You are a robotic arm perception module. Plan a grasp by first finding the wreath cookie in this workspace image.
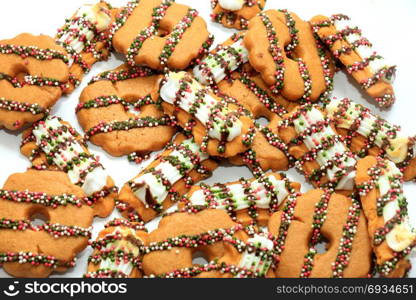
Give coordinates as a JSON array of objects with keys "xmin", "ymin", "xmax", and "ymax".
[
  {"xmin": 355, "ymin": 156, "xmax": 416, "ymax": 277},
  {"xmin": 117, "ymin": 134, "xmax": 218, "ymax": 223},
  {"xmin": 268, "ymin": 189, "xmax": 372, "ymax": 277},
  {"xmin": 311, "ymin": 14, "xmax": 396, "ymax": 108},
  {"xmin": 180, "ymin": 172, "xmax": 300, "ymax": 226},
  {"xmin": 20, "ymin": 116, "xmax": 117, "ymax": 218},
  {"xmin": 193, "ymin": 33, "xmax": 297, "ymax": 172},
  {"xmin": 110, "ymin": 0, "xmax": 212, "ymax": 71},
  {"xmin": 159, "ymin": 71, "xmax": 254, "ymax": 157},
  {"xmin": 55, "ymin": 1, "xmax": 117, "ymax": 91},
  {"xmin": 217, "ymin": 65, "xmax": 298, "ymax": 173},
  {"xmin": 274, "ymin": 104, "xmax": 357, "ymax": 190},
  {"xmin": 244, "ymin": 10, "xmax": 335, "ymax": 102},
  {"xmin": 210, "ymin": 0, "xmax": 266, "ymax": 30},
  {"xmin": 325, "ymin": 98, "xmax": 416, "ymax": 181},
  {"xmin": 85, "ymin": 219, "xmax": 147, "ymax": 278},
  {"xmin": 0, "ymin": 33, "xmax": 70, "ymax": 130},
  {"xmin": 77, "ymin": 64, "xmax": 176, "ymax": 157},
  {"xmin": 141, "ymin": 209, "xmax": 275, "ymax": 278},
  {"xmin": 0, "ymin": 169, "xmax": 94, "ymax": 278}
]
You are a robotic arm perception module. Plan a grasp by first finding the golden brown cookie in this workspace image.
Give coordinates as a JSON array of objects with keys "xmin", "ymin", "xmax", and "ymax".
[
  {"xmin": 355, "ymin": 156, "xmax": 416, "ymax": 277},
  {"xmin": 193, "ymin": 32, "xmax": 248, "ymax": 89},
  {"xmin": 20, "ymin": 115, "xmax": 116, "ymax": 218},
  {"xmin": 268, "ymin": 189, "xmax": 372, "ymax": 277},
  {"xmin": 325, "ymin": 98, "xmax": 416, "ymax": 182},
  {"xmin": 274, "ymin": 104, "xmax": 357, "ymax": 191},
  {"xmin": 159, "ymin": 71, "xmax": 254, "ymax": 157},
  {"xmin": 228, "ymin": 125, "xmax": 293, "ymax": 176},
  {"xmin": 85, "ymin": 218, "xmax": 147, "ymax": 278},
  {"xmin": 311, "ymin": 14, "xmax": 396, "ymax": 108},
  {"xmin": 117, "ymin": 134, "xmax": 218, "ymax": 223},
  {"xmin": 218, "ymin": 66, "xmax": 299, "ymax": 119},
  {"xmin": 211, "ymin": 0, "xmax": 266, "ymax": 30},
  {"xmin": 55, "ymin": 1, "xmax": 118, "ymax": 92},
  {"xmin": 0, "ymin": 33, "xmax": 70, "ymax": 130},
  {"xmin": 244, "ymin": 10, "xmax": 335, "ymax": 102},
  {"xmin": 110, "ymin": 0, "xmax": 212, "ymax": 71},
  {"xmin": 180, "ymin": 172, "xmax": 300, "ymax": 226},
  {"xmin": 0, "ymin": 169, "xmax": 94, "ymax": 278},
  {"xmin": 141, "ymin": 209, "xmax": 275, "ymax": 278},
  {"xmin": 77, "ymin": 64, "xmax": 176, "ymax": 157},
  {"xmin": 194, "ymin": 32, "xmax": 298, "ymax": 115}
]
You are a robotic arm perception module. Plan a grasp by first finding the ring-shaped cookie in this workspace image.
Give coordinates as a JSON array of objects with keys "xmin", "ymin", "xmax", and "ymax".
[
  {"xmin": 0, "ymin": 169, "xmax": 94, "ymax": 278},
  {"xmin": 268, "ymin": 189, "xmax": 372, "ymax": 277},
  {"xmin": 78, "ymin": 64, "xmax": 176, "ymax": 157}
]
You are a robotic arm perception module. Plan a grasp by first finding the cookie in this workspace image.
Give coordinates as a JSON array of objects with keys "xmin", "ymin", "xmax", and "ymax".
[
  {"xmin": 180, "ymin": 172, "xmax": 300, "ymax": 226},
  {"xmin": 211, "ymin": 0, "xmax": 266, "ymax": 30},
  {"xmin": 193, "ymin": 32, "xmax": 249, "ymax": 89},
  {"xmin": 216, "ymin": 65, "xmax": 299, "ymax": 173},
  {"xmin": 229, "ymin": 125, "xmax": 294, "ymax": 176},
  {"xmin": 0, "ymin": 33, "xmax": 70, "ymax": 130},
  {"xmin": 326, "ymin": 98, "xmax": 416, "ymax": 181},
  {"xmin": 274, "ymin": 104, "xmax": 357, "ymax": 190},
  {"xmin": 214, "ymin": 231, "xmax": 276, "ymax": 278},
  {"xmin": 109, "ymin": 0, "xmax": 213, "ymax": 71},
  {"xmin": 0, "ymin": 169, "xmax": 94, "ymax": 278},
  {"xmin": 311, "ymin": 14, "xmax": 396, "ymax": 108},
  {"xmin": 55, "ymin": 1, "xmax": 117, "ymax": 92},
  {"xmin": 77, "ymin": 64, "xmax": 176, "ymax": 157},
  {"xmin": 85, "ymin": 218, "xmax": 147, "ymax": 278},
  {"xmin": 20, "ymin": 115, "xmax": 117, "ymax": 218},
  {"xmin": 117, "ymin": 134, "xmax": 218, "ymax": 223},
  {"xmin": 218, "ymin": 66, "xmax": 299, "ymax": 119},
  {"xmin": 268, "ymin": 189, "xmax": 372, "ymax": 277},
  {"xmin": 355, "ymin": 156, "xmax": 416, "ymax": 277},
  {"xmin": 244, "ymin": 10, "xmax": 335, "ymax": 102},
  {"xmin": 159, "ymin": 71, "xmax": 254, "ymax": 157},
  {"xmin": 141, "ymin": 209, "xmax": 275, "ymax": 277}
]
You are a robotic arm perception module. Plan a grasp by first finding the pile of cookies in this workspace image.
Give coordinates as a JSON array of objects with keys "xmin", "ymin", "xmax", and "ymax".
[{"xmin": 0, "ymin": 0, "xmax": 414, "ymax": 278}]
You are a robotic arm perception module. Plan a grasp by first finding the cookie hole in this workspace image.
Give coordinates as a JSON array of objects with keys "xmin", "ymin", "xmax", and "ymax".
[
  {"xmin": 192, "ymin": 251, "xmax": 209, "ymax": 265},
  {"xmin": 315, "ymin": 238, "xmax": 329, "ymax": 254},
  {"xmin": 29, "ymin": 212, "xmax": 49, "ymax": 227}
]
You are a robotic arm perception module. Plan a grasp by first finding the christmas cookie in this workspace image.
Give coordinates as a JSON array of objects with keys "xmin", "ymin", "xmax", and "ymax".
[
  {"xmin": 211, "ymin": 0, "xmax": 266, "ymax": 30},
  {"xmin": 274, "ymin": 104, "xmax": 357, "ymax": 190},
  {"xmin": 325, "ymin": 98, "xmax": 416, "ymax": 181},
  {"xmin": 268, "ymin": 189, "xmax": 372, "ymax": 277},
  {"xmin": 229, "ymin": 124, "xmax": 294, "ymax": 176},
  {"xmin": 216, "ymin": 65, "xmax": 298, "ymax": 173},
  {"xmin": 20, "ymin": 116, "xmax": 117, "ymax": 218},
  {"xmin": 217, "ymin": 65, "xmax": 299, "ymax": 119},
  {"xmin": 55, "ymin": 1, "xmax": 117, "ymax": 92},
  {"xmin": 311, "ymin": 14, "xmax": 396, "ymax": 108},
  {"xmin": 0, "ymin": 33, "xmax": 70, "ymax": 130},
  {"xmin": 355, "ymin": 156, "xmax": 416, "ymax": 277},
  {"xmin": 117, "ymin": 134, "xmax": 218, "ymax": 223},
  {"xmin": 0, "ymin": 169, "xmax": 94, "ymax": 278},
  {"xmin": 141, "ymin": 209, "xmax": 275, "ymax": 278},
  {"xmin": 109, "ymin": 0, "xmax": 212, "ymax": 71},
  {"xmin": 193, "ymin": 32, "xmax": 249, "ymax": 89},
  {"xmin": 85, "ymin": 218, "xmax": 147, "ymax": 278},
  {"xmin": 244, "ymin": 10, "xmax": 335, "ymax": 102},
  {"xmin": 159, "ymin": 71, "xmax": 254, "ymax": 157},
  {"xmin": 77, "ymin": 64, "xmax": 176, "ymax": 157},
  {"xmin": 180, "ymin": 172, "xmax": 300, "ymax": 226}
]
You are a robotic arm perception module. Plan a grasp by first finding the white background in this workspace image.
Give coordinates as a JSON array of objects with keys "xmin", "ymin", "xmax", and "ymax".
[{"xmin": 0, "ymin": 0, "xmax": 415, "ymax": 278}]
